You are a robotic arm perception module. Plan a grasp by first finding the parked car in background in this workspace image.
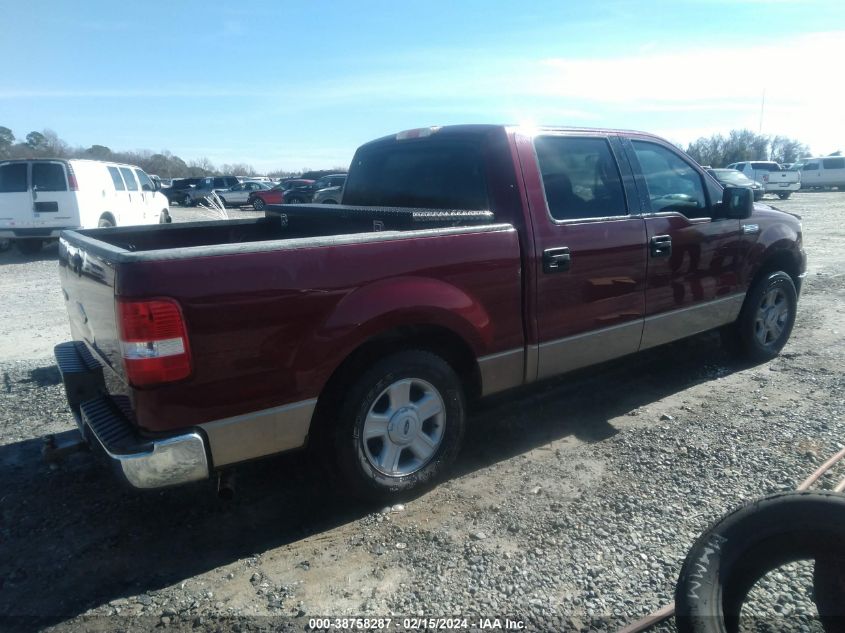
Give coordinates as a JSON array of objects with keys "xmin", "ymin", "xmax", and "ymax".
[
  {"xmin": 215, "ymin": 181, "xmax": 272, "ymax": 207},
  {"xmin": 283, "ymin": 174, "xmax": 347, "ymax": 203},
  {"xmin": 706, "ymin": 168, "xmax": 765, "ymax": 201},
  {"xmin": 312, "ymin": 175, "xmax": 347, "ymax": 204},
  {"xmin": 183, "ymin": 176, "xmax": 240, "ymax": 206},
  {"xmin": 726, "ymin": 161, "xmax": 801, "ymax": 199},
  {"xmin": 247, "ymin": 179, "xmax": 316, "ymax": 210},
  {"xmin": 54, "ymin": 124, "xmax": 804, "ymax": 500},
  {"xmin": 793, "ymin": 156, "xmax": 845, "ymax": 190},
  {"xmin": 0, "ymin": 158, "xmax": 169, "ymax": 254},
  {"xmin": 166, "ymin": 177, "xmax": 201, "ymax": 205}
]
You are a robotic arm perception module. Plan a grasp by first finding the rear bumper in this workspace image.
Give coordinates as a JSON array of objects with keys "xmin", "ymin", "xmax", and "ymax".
[
  {"xmin": 54, "ymin": 341, "xmax": 210, "ymax": 489},
  {"xmin": 0, "ymin": 228, "xmax": 72, "ymax": 239},
  {"xmin": 764, "ymin": 182, "xmax": 801, "ymax": 192}
]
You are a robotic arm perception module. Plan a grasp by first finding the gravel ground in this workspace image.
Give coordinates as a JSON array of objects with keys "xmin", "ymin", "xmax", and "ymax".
[{"xmin": 0, "ymin": 194, "xmax": 843, "ymax": 632}]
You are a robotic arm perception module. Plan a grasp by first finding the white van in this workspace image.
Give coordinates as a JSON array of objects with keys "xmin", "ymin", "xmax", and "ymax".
[
  {"xmin": 794, "ymin": 156, "xmax": 845, "ymax": 190},
  {"xmin": 0, "ymin": 158, "xmax": 171, "ymax": 254}
]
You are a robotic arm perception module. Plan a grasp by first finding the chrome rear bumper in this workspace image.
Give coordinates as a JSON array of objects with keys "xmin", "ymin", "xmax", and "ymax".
[{"xmin": 54, "ymin": 341, "xmax": 210, "ymax": 489}]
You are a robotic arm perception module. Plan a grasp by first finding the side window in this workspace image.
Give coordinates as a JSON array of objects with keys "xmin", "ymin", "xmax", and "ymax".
[
  {"xmin": 822, "ymin": 157, "xmax": 845, "ymax": 170},
  {"xmin": 135, "ymin": 169, "xmax": 154, "ymax": 192},
  {"xmin": 632, "ymin": 141, "xmax": 708, "ymax": 218},
  {"xmin": 119, "ymin": 167, "xmax": 138, "ymax": 191},
  {"xmin": 0, "ymin": 163, "xmax": 28, "ymax": 192},
  {"xmin": 213, "ymin": 177, "xmax": 226, "ymax": 188},
  {"xmin": 108, "ymin": 166, "xmax": 126, "ymax": 190},
  {"xmin": 534, "ymin": 136, "xmax": 627, "ymax": 221},
  {"xmin": 32, "ymin": 163, "xmax": 68, "ymax": 191},
  {"xmin": 804, "ymin": 161, "xmax": 820, "ymax": 171}
]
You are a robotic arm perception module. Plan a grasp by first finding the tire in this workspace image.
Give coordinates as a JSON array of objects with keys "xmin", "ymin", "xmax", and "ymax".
[
  {"xmin": 814, "ymin": 556, "xmax": 845, "ymax": 631},
  {"xmin": 287, "ymin": 197, "xmax": 304, "ymax": 204},
  {"xmin": 98, "ymin": 217, "xmax": 115, "ymax": 228},
  {"xmin": 721, "ymin": 271, "xmax": 797, "ymax": 362},
  {"xmin": 323, "ymin": 199, "xmax": 338, "ymax": 204},
  {"xmin": 182, "ymin": 194, "xmax": 193, "ymax": 207},
  {"xmin": 675, "ymin": 492, "xmax": 845, "ymax": 633},
  {"xmin": 16, "ymin": 239, "xmax": 43, "ymax": 255},
  {"xmin": 778, "ymin": 192, "xmax": 792, "ymax": 200},
  {"xmin": 332, "ymin": 350, "xmax": 466, "ymax": 502},
  {"xmin": 253, "ymin": 197, "xmax": 266, "ymax": 211},
  {"xmin": 159, "ymin": 210, "xmax": 171, "ymax": 224}
]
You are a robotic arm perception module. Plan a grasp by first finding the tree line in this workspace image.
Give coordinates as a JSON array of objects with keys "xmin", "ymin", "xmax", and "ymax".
[
  {"xmin": 682, "ymin": 130, "xmax": 817, "ymax": 167},
  {"xmin": 2, "ymin": 125, "xmax": 828, "ymax": 178},
  {"xmin": 0, "ymin": 126, "xmax": 345, "ymax": 179}
]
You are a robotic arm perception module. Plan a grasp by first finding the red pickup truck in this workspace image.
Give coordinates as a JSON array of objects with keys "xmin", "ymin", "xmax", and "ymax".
[{"xmin": 54, "ymin": 125, "xmax": 806, "ymax": 501}]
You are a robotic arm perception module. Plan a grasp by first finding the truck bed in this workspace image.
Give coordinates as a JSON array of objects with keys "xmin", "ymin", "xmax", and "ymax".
[{"xmin": 62, "ymin": 204, "xmax": 495, "ymax": 261}]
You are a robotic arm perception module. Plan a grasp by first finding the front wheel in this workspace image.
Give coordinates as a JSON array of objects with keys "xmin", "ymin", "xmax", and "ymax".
[
  {"xmin": 722, "ymin": 271, "xmax": 797, "ymax": 362},
  {"xmin": 778, "ymin": 192, "xmax": 792, "ymax": 200},
  {"xmin": 333, "ymin": 350, "xmax": 466, "ymax": 502},
  {"xmin": 252, "ymin": 197, "xmax": 265, "ymax": 211}
]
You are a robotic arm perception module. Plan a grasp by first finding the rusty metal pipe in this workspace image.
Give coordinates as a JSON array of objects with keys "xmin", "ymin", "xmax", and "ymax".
[{"xmin": 797, "ymin": 446, "xmax": 845, "ymax": 491}]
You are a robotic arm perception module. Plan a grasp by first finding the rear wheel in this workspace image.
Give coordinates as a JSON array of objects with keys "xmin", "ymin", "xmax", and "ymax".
[
  {"xmin": 159, "ymin": 210, "xmax": 171, "ymax": 224},
  {"xmin": 721, "ymin": 271, "xmax": 797, "ymax": 362},
  {"xmin": 253, "ymin": 197, "xmax": 266, "ymax": 211},
  {"xmin": 332, "ymin": 350, "xmax": 466, "ymax": 502},
  {"xmin": 98, "ymin": 216, "xmax": 115, "ymax": 228},
  {"xmin": 287, "ymin": 196, "xmax": 304, "ymax": 204},
  {"xmin": 16, "ymin": 239, "xmax": 43, "ymax": 255},
  {"xmin": 778, "ymin": 192, "xmax": 792, "ymax": 200},
  {"xmin": 181, "ymin": 194, "xmax": 192, "ymax": 207}
]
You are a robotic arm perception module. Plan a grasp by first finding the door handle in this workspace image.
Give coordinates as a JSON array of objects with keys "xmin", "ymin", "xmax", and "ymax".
[
  {"xmin": 650, "ymin": 235, "xmax": 672, "ymax": 258},
  {"xmin": 543, "ymin": 247, "xmax": 571, "ymax": 273}
]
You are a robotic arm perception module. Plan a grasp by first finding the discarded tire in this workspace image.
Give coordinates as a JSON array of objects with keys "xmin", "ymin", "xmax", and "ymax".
[{"xmin": 675, "ymin": 491, "xmax": 845, "ymax": 633}]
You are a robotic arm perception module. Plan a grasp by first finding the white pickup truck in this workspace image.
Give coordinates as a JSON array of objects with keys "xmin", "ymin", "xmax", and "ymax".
[{"xmin": 726, "ymin": 161, "xmax": 801, "ymax": 199}]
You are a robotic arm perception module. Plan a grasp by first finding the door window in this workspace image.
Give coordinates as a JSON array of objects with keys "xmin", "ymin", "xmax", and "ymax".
[
  {"xmin": 632, "ymin": 141, "xmax": 708, "ymax": 217},
  {"xmin": 0, "ymin": 163, "xmax": 28, "ymax": 192},
  {"xmin": 804, "ymin": 161, "xmax": 820, "ymax": 171},
  {"xmin": 32, "ymin": 163, "xmax": 67, "ymax": 191},
  {"xmin": 108, "ymin": 166, "xmax": 126, "ymax": 190},
  {"xmin": 134, "ymin": 169, "xmax": 155, "ymax": 192},
  {"xmin": 119, "ymin": 167, "xmax": 138, "ymax": 191},
  {"xmin": 534, "ymin": 136, "xmax": 627, "ymax": 221}
]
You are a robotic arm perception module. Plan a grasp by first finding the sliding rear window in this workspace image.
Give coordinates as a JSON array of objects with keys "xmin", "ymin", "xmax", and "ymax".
[{"xmin": 343, "ymin": 139, "xmax": 488, "ymax": 210}]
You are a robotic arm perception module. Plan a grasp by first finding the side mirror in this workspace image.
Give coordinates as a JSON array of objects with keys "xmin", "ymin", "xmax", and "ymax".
[{"xmin": 719, "ymin": 186, "xmax": 753, "ymax": 219}]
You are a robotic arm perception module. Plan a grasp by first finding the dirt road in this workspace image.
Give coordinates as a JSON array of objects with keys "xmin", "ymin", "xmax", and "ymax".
[{"xmin": 0, "ymin": 194, "xmax": 842, "ymax": 632}]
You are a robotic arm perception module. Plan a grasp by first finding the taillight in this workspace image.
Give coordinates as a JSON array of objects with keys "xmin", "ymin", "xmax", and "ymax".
[
  {"xmin": 66, "ymin": 162, "xmax": 79, "ymax": 191},
  {"xmin": 118, "ymin": 298, "xmax": 191, "ymax": 387}
]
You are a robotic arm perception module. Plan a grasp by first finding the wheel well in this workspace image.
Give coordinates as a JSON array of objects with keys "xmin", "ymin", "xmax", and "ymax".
[
  {"xmin": 756, "ymin": 249, "xmax": 800, "ymax": 287},
  {"xmin": 311, "ymin": 325, "xmax": 481, "ymax": 439}
]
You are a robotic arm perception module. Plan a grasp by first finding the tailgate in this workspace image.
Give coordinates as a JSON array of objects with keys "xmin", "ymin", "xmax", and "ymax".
[
  {"xmin": 58, "ymin": 236, "xmax": 125, "ymax": 381},
  {"xmin": 768, "ymin": 170, "xmax": 800, "ymax": 183}
]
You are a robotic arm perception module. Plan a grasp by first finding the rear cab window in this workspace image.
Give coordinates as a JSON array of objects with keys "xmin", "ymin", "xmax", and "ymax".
[
  {"xmin": 534, "ymin": 136, "xmax": 627, "ymax": 221},
  {"xmin": 344, "ymin": 138, "xmax": 488, "ymax": 210},
  {"xmin": 32, "ymin": 162, "xmax": 67, "ymax": 191},
  {"xmin": 751, "ymin": 162, "xmax": 780, "ymax": 171},
  {"xmin": 0, "ymin": 163, "xmax": 28, "ymax": 192}
]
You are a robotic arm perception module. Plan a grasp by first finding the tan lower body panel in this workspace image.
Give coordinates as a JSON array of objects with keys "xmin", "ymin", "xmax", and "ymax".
[
  {"xmin": 640, "ymin": 294, "xmax": 745, "ymax": 350},
  {"xmin": 477, "ymin": 348, "xmax": 525, "ymax": 396},
  {"xmin": 537, "ymin": 320, "xmax": 643, "ymax": 381},
  {"xmin": 200, "ymin": 398, "xmax": 317, "ymax": 468}
]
